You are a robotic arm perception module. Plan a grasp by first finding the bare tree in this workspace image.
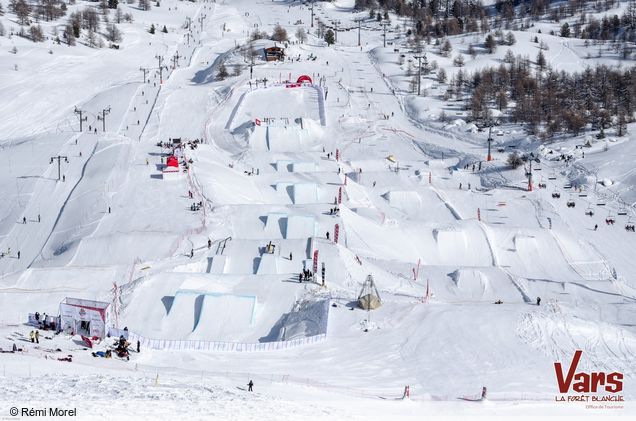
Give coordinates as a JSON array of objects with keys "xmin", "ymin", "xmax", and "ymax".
[
  {"xmin": 272, "ymin": 24, "xmax": 288, "ymax": 42},
  {"xmin": 105, "ymin": 23, "xmax": 122, "ymax": 42},
  {"xmin": 295, "ymin": 27, "xmax": 307, "ymax": 43}
]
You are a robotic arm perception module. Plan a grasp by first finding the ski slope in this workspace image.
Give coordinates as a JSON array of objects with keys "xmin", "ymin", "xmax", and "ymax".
[{"xmin": 0, "ymin": 0, "xmax": 635, "ymax": 418}]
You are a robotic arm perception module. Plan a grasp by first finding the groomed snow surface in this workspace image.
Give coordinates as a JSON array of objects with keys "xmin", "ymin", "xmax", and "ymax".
[{"xmin": 1, "ymin": 0, "xmax": 635, "ymax": 419}]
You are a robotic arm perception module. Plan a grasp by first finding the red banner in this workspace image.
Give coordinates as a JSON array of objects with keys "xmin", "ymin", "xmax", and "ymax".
[
  {"xmin": 313, "ymin": 250, "xmax": 319, "ymax": 274},
  {"xmin": 334, "ymin": 224, "xmax": 340, "ymax": 244}
]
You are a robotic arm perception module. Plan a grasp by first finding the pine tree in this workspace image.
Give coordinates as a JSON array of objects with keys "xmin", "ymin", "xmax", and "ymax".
[
  {"xmin": 64, "ymin": 24, "xmax": 76, "ymax": 46},
  {"xmin": 162, "ymin": 25, "xmax": 168, "ymax": 33},
  {"xmin": 138, "ymin": 0, "xmax": 151, "ymax": 11},
  {"xmin": 149, "ymin": 23, "xmax": 155, "ymax": 34},
  {"xmin": 484, "ymin": 34, "xmax": 496, "ymax": 53},
  {"xmin": 536, "ymin": 50, "xmax": 546, "ymax": 70},
  {"xmin": 324, "ymin": 29, "xmax": 335, "ymax": 45},
  {"xmin": 217, "ymin": 62, "xmax": 228, "ymax": 80}
]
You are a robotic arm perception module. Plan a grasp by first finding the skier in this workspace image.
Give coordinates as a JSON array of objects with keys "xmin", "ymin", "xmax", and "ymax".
[
  {"xmin": 94, "ymin": 128, "xmax": 97, "ymax": 134},
  {"xmin": 468, "ymin": 183, "xmax": 471, "ymax": 190},
  {"xmin": 190, "ymin": 249, "xmax": 194, "ymax": 258},
  {"xmin": 248, "ymin": 380, "xmax": 254, "ymax": 392},
  {"xmin": 137, "ymin": 340, "xmax": 140, "ymax": 353},
  {"xmin": 38, "ymin": 214, "xmax": 40, "ymax": 223},
  {"xmin": 594, "ymin": 224, "xmax": 598, "ymax": 231},
  {"xmin": 17, "ymin": 251, "xmax": 20, "ymax": 259},
  {"xmin": 299, "ymin": 273, "xmax": 303, "ymax": 283},
  {"xmin": 108, "ymin": 207, "xmax": 111, "ymax": 214},
  {"xmin": 29, "ymin": 331, "xmax": 35, "ymax": 343},
  {"xmin": 326, "ymin": 231, "xmax": 330, "ymax": 240},
  {"xmin": 373, "ymin": 181, "xmax": 376, "ymax": 187},
  {"xmin": 459, "ymin": 183, "xmax": 462, "ymax": 189},
  {"xmin": 23, "ymin": 216, "xmax": 26, "ymax": 224},
  {"xmin": 289, "ymin": 252, "xmax": 292, "ymax": 261},
  {"xmin": 208, "ymin": 239, "xmax": 212, "ymax": 249},
  {"xmin": 62, "ymin": 175, "xmax": 65, "ymax": 182},
  {"xmin": 536, "ymin": 297, "xmax": 541, "ymax": 306},
  {"xmin": 35, "ymin": 330, "xmax": 39, "ymax": 344}
]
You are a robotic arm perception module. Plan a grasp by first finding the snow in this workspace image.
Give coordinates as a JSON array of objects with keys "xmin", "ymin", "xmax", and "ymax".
[{"xmin": 1, "ymin": 0, "xmax": 635, "ymax": 418}]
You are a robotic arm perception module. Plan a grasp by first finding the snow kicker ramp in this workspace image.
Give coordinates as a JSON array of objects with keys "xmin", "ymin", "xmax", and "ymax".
[
  {"xmin": 341, "ymin": 207, "xmax": 492, "ymax": 265},
  {"xmin": 290, "ymin": 183, "xmax": 319, "ymax": 204},
  {"xmin": 160, "ymin": 291, "xmax": 256, "ymax": 341},
  {"xmin": 190, "ymin": 293, "xmax": 256, "ymax": 340}
]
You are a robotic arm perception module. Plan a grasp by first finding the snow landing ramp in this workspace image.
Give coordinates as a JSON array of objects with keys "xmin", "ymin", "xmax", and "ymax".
[
  {"xmin": 291, "ymin": 183, "xmax": 318, "ymax": 204},
  {"xmin": 160, "ymin": 291, "xmax": 256, "ymax": 341},
  {"xmin": 249, "ymin": 125, "xmax": 311, "ymax": 152}
]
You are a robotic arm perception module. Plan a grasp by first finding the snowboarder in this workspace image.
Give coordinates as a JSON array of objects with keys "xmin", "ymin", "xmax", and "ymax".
[
  {"xmin": 137, "ymin": 340, "xmax": 140, "ymax": 353},
  {"xmin": 536, "ymin": 297, "xmax": 541, "ymax": 306},
  {"xmin": 17, "ymin": 251, "xmax": 20, "ymax": 259},
  {"xmin": 468, "ymin": 183, "xmax": 471, "ymax": 190},
  {"xmin": 208, "ymin": 239, "xmax": 212, "ymax": 249},
  {"xmin": 289, "ymin": 252, "xmax": 292, "ymax": 261},
  {"xmin": 190, "ymin": 249, "xmax": 194, "ymax": 258},
  {"xmin": 594, "ymin": 224, "xmax": 598, "ymax": 231},
  {"xmin": 62, "ymin": 175, "xmax": 65, "ymax": 182},
  {"xmin": 248, "ymin": 380, "xmax": 253, "ymax": 392},
  {"xmin": 459, "ymin": 183, "xmax": 462, "ymax": 189},
  {"xmin": 35, "ymin": 330, "xmax": 39, "ymax": 344},
  {"xmin": 326, "ymin": 231, "xmax": 330, "ymax": 240},
  {"xmin": 29, "ymin": 331, "xmax": 35, "ymax": 343},
  {"xmin": 38, "ymin": 214, "xmax": 40, "ymax": 223},
  {"xmin": 373, "ymin": 181, "xmax": 376, "ymax": 187},
  {"xmin": 94, "ymin": 128, "xmax": 97, "ymax": 134},
  {"xmin": 22, "ymin": 216, "xmax": 26, "ymax": 224},
  {"xmin": 299, "ymin": 273, "xmax": 303, "ymax": 283},
  {"xmin": 108, "ymin": 207, "xmax": 111, "ymax": 214}
]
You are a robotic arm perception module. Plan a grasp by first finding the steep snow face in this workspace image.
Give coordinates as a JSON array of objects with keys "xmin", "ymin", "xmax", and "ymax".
[{"xmin": 1, "ymin": 0, "xmax": 636, "ymax": 417}]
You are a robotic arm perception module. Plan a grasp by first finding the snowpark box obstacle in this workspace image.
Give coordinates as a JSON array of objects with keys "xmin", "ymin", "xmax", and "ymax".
[{"xmin": 59, "ymin": 297, "xmax": 113, "ymax": 339}]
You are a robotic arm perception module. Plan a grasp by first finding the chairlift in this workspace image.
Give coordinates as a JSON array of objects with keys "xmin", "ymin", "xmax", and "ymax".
[
  {"xmin": 617, "ymin": 204, "xmax": 628, "ymax": 216},
  {"xmin": 563, "ymin": 184, "xmax": 572, "ymax": 190},
  {"xmin": 548, "ymin": 171, "xmax": 557, "ymax": 181},
  {"xmin": 625, "ymin": 216, "xmax": 635, "ymax": 232},
  {"xmin": 596, "ymin": 201, "xmax": 606, "ymax": 206},
  {"xmin": 584, "ymin": 205, "xmax": 594, "ymax": 217},
  {"xmin": 566, "ymin": 195, "xmax": 576, "ymax": 208},
  {"xmin": 538, "ymin": 177, "xmax": 547, "ymax": 189},
  {"xmin": 605, "ymin": 211, "xmax": 616, "ymax": 225},
  {"xmin": 551, "ymin": 189, "xmax": 561, "ymax": 199}
]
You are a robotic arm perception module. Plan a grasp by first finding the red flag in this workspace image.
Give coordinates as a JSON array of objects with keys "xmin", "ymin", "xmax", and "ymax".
[{"xmin": 255, "ymin": 118, "xmax": 261, "ymax": 126}]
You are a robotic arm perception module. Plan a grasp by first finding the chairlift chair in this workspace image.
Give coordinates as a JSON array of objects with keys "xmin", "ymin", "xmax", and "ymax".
[
  {"xmin": 625, "ymin": 216, "xmax": 635, "ymax": 232},
  {"xmin": 566, "ymin": 195, "xmax": 576, "ymax": 208},
  {"xmin": 552, "ymin": 189, "xmax": 561, "ymax": 199},
  {"xmin": 548, "ymin": 171, "xmax": 557, "ymax": 180},
  {"xmin": 584, "ymin": 205, "xmax": 594, "ymax": 217},
  {"xmin": 606, "ymin": 211, "xmax": 616, "ymax": 225},
  {"xmin": 617, "ymin": 204, "xmax": 628, "ymax": 216},
  {"xmin": 538, "ymin": 177, "xmax": 547, "ymax": 189}
]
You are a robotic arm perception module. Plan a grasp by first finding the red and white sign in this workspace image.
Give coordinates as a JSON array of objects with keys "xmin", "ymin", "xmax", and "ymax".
[
  {"xmin": 313, "ymin": 250, "xmax": 319, "ymax": 274},
  {"xmin": 334, "ymin": 224, "xmax": 340, "ymax": 244}
]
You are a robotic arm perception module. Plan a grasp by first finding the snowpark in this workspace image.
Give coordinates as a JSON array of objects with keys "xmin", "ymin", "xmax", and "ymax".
[{"xmin": 1, "ymin": 0, "xmax": 636, "ymax": 419}]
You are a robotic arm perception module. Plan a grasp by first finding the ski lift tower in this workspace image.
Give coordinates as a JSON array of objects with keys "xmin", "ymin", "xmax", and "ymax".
[
  {"xmin": 527, "ymin": 159, "xmax": 533, "ymax": 191},
  {"xmin": 487, "ymin": 125, "xmax": 493, "ymax": 161}
]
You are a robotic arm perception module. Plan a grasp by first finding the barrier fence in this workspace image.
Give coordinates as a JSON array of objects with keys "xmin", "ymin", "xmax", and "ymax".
[{"xmin": 109, "ymin": 328, "xmax": 327, "ymax": 352}]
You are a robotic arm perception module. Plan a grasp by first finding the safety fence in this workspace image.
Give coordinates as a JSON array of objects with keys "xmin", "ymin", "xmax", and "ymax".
[{"xmin": 108, "ymin": 328, "xmax": 326, "ymax": 352}]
